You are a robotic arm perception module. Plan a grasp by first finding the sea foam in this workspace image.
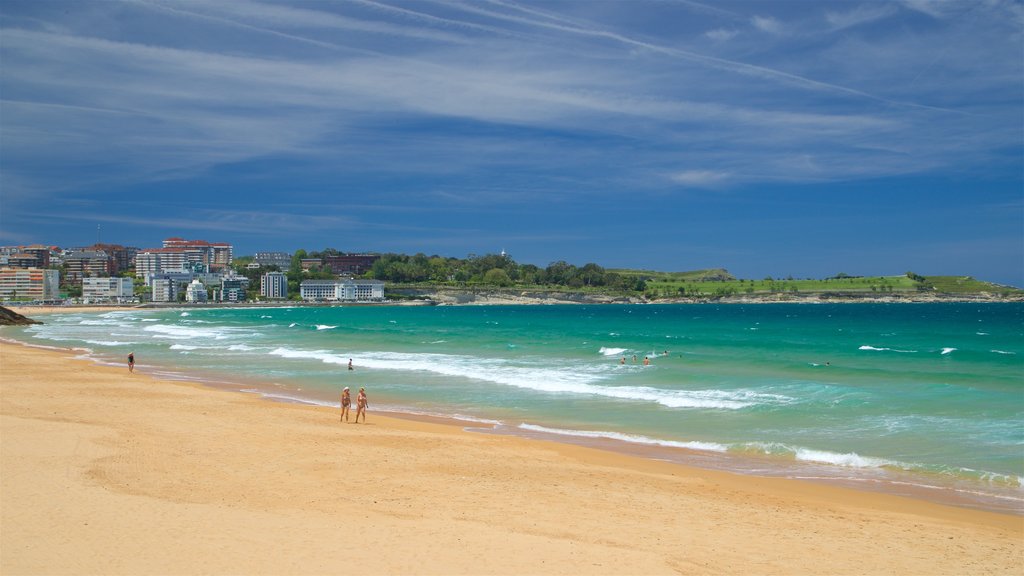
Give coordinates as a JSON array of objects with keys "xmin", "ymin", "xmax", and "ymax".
[{"xmin": 518, "ymin": 423, "xmax": 728, "ymax": 452}]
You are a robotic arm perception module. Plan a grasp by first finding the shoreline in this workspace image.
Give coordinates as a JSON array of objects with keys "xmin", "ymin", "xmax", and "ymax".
[
  {"xmin": 5, "ymin": 286, "xmax": 1023, "ymax": 314},
  {"xmin": 5, "ymin": 305, "xmax": 1023, "ymax": 517},
  {"xmin": 2, "ymin": 341, "xmax": 1022, "ymax": 575}
]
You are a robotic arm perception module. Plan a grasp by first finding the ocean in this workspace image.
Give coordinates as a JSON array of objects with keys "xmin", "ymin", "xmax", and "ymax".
[{"xmin": 5, "ymin": 302, "xmax": 1022, "ymax": 514}]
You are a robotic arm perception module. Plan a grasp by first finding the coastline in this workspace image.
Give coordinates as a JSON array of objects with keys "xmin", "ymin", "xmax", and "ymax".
[
  {"xmin": 5, "ymin": 284, "xmax": 1022, "ymax": 315},
  {"xmin": 2, "ymin": 340, "xmax": 1022, "ymax": 574}
]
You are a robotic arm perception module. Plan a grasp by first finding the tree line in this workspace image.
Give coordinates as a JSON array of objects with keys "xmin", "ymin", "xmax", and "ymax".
[{"xmin": 368, "ymin": 252, "xmax": 646, "ymax": 292}]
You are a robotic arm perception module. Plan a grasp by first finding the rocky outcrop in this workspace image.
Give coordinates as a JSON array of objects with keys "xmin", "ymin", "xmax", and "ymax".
[{"xmin": 0, "ymin": 306, "xmax": 42, "ymax": 325}]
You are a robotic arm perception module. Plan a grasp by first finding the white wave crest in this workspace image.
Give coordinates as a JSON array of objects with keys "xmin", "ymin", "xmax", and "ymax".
[
  {"xmin": 940, "ymin": 347, "xmax": 957, "ymax": 355},
  {"xmin": 266, "ymin": 347, "xmax": 788, "ymax": 410},
  {"xmin": 599, "ymin": 347, "xmax": 628, "ymax": 357},
  {"xmin": 991, "ymin": 349, "xmax": 1016, "ymax": 355},
  {"xmin": 314, "ymin": 324, "xmax": 337, "ymax": 331},
  {"xmin": 859, "ymin": 345, "xmax": 917, "ymax": 353},
  {"xmin": 794, "ymin": 448, "xmax": 895, "ymax": 468},
  {"xmin": 143, "ymin": 324, "xmax": 240, "ymax": 341},
  {"xmin": 519, "ymin": 423, "xmax": 728, "ymax": 452}
]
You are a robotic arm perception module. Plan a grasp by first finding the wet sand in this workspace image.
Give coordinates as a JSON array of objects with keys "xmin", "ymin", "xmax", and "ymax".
[{"xmin": 1, "ymin": 341, "xmax": 1021, "ymax": 575}]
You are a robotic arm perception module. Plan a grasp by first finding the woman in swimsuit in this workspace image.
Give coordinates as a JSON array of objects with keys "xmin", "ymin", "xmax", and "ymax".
[
  {"xmin": 355, "ymin": 388, "xmax": 368, "ymax": 423},
  {"xmin": 340, "ymin": 387, "xmax": 351, "ymax": 422}
]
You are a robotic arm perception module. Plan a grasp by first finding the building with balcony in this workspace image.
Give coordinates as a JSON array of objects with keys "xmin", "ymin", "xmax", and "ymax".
[
  {"xmin": 253, "ymin": 252, "xmax": 292, "ymax": 271},
  {"xmin": 261, "ymin": 271, "xmax": 288, "ymax": 299},
  {"xmin": 162, "ymin": 237, "xmax": 233, "ymax": 271},
  {"xmin": 82, "ymin": 276, "xmax": 134, "ymax": 303},
  {"xmin": 85, "ymin": 244, "xmax": 137, "ymax": 274},
  {"xmin": 185, "ymin": 279, "xmax": 208, "ymax": 303},
  {"xmin": 217, "ymin": 279, "xmax": 246, "ymax": 302},
  {"xmin": 64, "ymin": 250, "xmax": 115, "ymax": 283},
  {"xmin": 136, "ymin": 248, "xmax": 187, "ymax": 278},
  {"xmin": 0, "ymin": 267, "xmax": 60, "ymax": 301}
]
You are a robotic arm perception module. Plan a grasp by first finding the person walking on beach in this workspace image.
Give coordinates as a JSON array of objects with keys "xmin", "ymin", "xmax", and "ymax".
[
  {"xmin": 340, "ymin": 387, "xmax": 351, "ymax": 422},
  {"xmin": 128, "ymin": 352, "xmax": 135, "ymax": 373},
  {"xmin": 348, "ymin": 358, "xmax": 354, "ymax": 371},
  {"xmin": 355, "ymin": 387, "xmax": 368, "ymax": 423}
]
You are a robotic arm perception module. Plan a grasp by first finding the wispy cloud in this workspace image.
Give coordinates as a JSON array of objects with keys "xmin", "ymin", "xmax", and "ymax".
[
  {"xmin": 825, "ymin": 4, "xmax": 898, "ymax": 30},
  {"xmin": 751, "ymin": 15, "xmax": 784, "ymax": 34},
  {"xmin": 670, "ymin": 170, "xmax": 732, "ymax": 187},
  {"xmin": 705, "ymin": 28, "xmax": 738, "ymax": 42}
]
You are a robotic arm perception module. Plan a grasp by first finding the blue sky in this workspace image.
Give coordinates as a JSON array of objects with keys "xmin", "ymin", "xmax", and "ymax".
[{"xmin": 1, "ymin": 0, "xmax": 1022, "ymax": 286}]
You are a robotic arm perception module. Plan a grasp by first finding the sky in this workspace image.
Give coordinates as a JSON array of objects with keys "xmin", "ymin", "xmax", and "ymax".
[{"xmin": 1, "ymin": 0, "xmax": 1022, "ymax": 286}]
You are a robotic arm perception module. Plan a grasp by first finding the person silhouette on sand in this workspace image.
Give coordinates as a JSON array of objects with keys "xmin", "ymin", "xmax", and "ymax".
[{"xmin": 128, "ymin": 352, "xmax": 135, "ymax": 373}]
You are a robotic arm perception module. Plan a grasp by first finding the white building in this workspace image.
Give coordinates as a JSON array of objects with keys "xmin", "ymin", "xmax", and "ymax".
[
  {"xmin": 261, "ymin": 271, "xmax": 288, "ymax": 299},
  {"xmin": 300, "ymin": 279, "xmax": 384, "ymax": 302},
  {"xmin": 82, "ymin": 276, "xmax": 134, "ymax": 303},
  {"xmin": 185, "ymin": 279, "xmax": 208, "ymax": 302},
  {"xmin": 151, "ymin": 278, "xmax": 177, "ymax": 302},
  {"xmin": 0, "ymin": 267, "xmax": 60, "ymax": 301}
]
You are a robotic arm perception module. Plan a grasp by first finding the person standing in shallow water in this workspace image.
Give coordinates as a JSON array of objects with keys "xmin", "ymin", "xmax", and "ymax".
[
  {"xmin": 340, "ymin": 387, "xmax": 351, "ymax": 422},
  {"xmin": 355, "ymin": 387, "xmax": 368, "ymax": 423},
  {"xmin": 128, "ymin": 352, "xmax": 135, "ymax": 373}
]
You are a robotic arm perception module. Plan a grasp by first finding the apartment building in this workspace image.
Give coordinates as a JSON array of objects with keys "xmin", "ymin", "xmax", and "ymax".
[
  {"xmin": 185, "ymin": 279, "xmax": 208, "ymax": 303},
  {"xmin": 63, "ymin": 250, "xmax": 115, "ymax": 282},
  {"xmin": 85, "ymin": 244, "xmax": 138, "ymax": 274},
  {"xmin": 261, "ymin": 271, "xmax": 288, "ymax": 299},
  {"xmin": 162, "ymin": 237, "xmax": 233, "ymax": 271},
  {"xmin": 82, "ymin": 276, "xmax": 134, "ymax": 303},
  {"xmin": 137, "ymin": 238, "xmax": 233, "ymax": 278},
  {"xmin": 0, "ymin": 267, "xmax": 60, "ymax": 301},
  {"xmin": 253, "ymin": 252, "xmax": 292, "ymax": 271}
]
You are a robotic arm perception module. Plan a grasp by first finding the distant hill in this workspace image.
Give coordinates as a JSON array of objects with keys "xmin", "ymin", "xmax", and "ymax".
[
  {"xmin": 609, "ymin": 268, "xmax": 736, "ymax": 282},
  {"xmin": 607, "ymin": 270, "xmax": 1022, "ymax": 300}
]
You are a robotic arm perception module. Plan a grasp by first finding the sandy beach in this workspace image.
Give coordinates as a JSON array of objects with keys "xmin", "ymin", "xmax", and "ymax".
[{"xmin": 1, "ymin": 340, "xmax": 1021, "ymax": 575}]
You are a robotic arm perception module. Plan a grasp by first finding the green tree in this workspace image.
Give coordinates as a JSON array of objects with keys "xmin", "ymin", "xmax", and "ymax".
[{"xmin": 483, "ymin": 268, "xmax": 512, "ymax": 286}]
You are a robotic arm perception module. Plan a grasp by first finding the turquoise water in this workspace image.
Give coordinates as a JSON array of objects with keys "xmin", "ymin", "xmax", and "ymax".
[{"xmin": 6, "ymin": 303, "xmax": 1023, "ymax": 513}]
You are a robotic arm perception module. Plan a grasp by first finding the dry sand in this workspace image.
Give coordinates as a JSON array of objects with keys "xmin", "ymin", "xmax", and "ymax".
[{"xmin": 1, "ymin": 341, "xmax": 1021, "ymax": 575}]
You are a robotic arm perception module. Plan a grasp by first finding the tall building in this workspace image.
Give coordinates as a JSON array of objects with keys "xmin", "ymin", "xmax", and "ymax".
[
  {"xmin": 135, "ymin": 247, "xmax": 187, "ymax": 278},
  {"xmin": 85, "ymin": 244, "xmax": 137, "ymax": 274},
  {"xmin": 218, "ymin": 279, "xmax": 246, "ymax": 302},
  {"xmin": 150, "ymin": 277, "xmax": 179, "ymax": 302},
  {"xmin": 21, "ymin": 245, "xmax": 51, "ymax": 268},
  {"xmin": 0, "ymin": 268, "xmax": 60, "ymax": 301},
  {"xmin": 162, "ymin": 237, "xmax": 233, "ymax": 271},
  {"xmin": 261, "ymin": 271, "xmax": 288, "ymax": 299},
  {"xmin": 63, "ymin": 250, "xmax": 115, "ymax": 282}
]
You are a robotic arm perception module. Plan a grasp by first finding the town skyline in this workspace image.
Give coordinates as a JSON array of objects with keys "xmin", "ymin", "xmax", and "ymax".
[{"xmin": 2, "ymin": 1, "xmax": 1022, "ymax": 287}]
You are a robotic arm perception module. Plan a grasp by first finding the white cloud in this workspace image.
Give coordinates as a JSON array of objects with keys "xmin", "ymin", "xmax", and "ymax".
[
  {"xmin": 705, "ymin": 28, "xmax": 738, "ymax": 42},
  {"xmin": 751, "ymin": 15, "xmax": 783, "ymax": 34},
  {"xmin": 825, "ymin": 4, "xmax": 898, "ymax": 30},
  {"xmin": 670, "ymin": 170, "xmax": 731, "ymax": 187}
]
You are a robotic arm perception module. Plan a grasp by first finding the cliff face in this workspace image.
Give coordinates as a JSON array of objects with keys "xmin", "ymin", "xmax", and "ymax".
[{"xmin": 0, "ymin": 306, "xmax": 42, "ymax": 325}]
